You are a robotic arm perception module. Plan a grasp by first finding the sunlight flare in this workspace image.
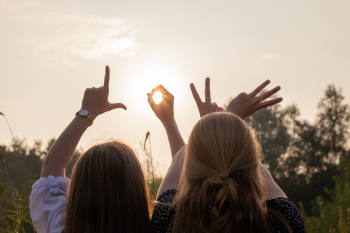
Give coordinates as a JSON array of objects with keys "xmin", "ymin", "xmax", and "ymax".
[{"xmin": 153, "ymin": 91, "xmax": 163, "ymax": 104}]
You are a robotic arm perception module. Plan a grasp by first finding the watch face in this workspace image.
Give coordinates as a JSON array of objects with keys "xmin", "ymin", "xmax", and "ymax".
[{"xmin": 79, "ymin": 109, "xmax": 89, "ymax": 116}]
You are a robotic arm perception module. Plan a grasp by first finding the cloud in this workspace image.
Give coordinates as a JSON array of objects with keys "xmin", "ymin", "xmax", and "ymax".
[
  {"xmin": 261, "ymin": 52, "xmax": 274, "ymax": 60},
  {"xmin": 1, "ymin": 9, "xmax": 139, "ymax": 66}
]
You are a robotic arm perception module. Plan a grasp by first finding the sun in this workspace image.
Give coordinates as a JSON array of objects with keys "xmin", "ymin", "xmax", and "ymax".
[
  {"xmin": 119, "ymin": 61, "xmax": 186, "ymax": 116},
  {"xmin": 153, "ymin": 91, "xmax": 163, "ymax": 104}
]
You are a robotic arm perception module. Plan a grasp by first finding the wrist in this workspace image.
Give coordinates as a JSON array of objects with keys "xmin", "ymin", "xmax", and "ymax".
[
  {"xmin": 74, "ymin": 115, "xmax": 92, "ymax": 127},
  {"xmin": 76, "ymin": 109, "xmax": 97, "ymax": 126},
  {"xmin": 225, "ymin": 109, "xmax": 244, "ymax": 119},
  {"xmin": 162, "ymin": 118, "xmax": 176, "ymax": 126},
  {"xmin": 162, "ymin": 118, "xmax": 177, "ymax": 129}
]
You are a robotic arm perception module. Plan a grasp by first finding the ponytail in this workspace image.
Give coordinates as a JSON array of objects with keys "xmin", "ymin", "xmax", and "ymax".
[
  {"xmin": 171, "ymin": 112, "xmax": 292, "ymax": 233},
  {"xmin": 173, "ymin": 172, "xmax": 271, "ymax": 233}
]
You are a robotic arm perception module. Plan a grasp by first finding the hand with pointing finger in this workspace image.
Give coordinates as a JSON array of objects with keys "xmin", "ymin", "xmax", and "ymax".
[
  {"xmin": 190, "ymin": 77, "xmax": 224, "ymax": 118},
  {"xmin": 226, "ymin": 80, "xmax": 282, "ymax": 119},
  {"xmin": 81, "ymin": 66, "xmax": 126, "ymax": 123}
]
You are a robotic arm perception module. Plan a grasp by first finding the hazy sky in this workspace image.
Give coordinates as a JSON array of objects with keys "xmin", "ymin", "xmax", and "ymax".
[{"xmin": 1, "ymin": 0, "xmax": 350, "ymax": 173}]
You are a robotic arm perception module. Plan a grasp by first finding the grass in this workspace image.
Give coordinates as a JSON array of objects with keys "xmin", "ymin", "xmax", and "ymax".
[
  {"xmin": 1, "ymin": 112, "xmax": 36, "ymax": 232},
  {"xmin": 1, "ymin": 189, "xmax": 36, "ymax": 233},
  {"xmin": 300, "ymin": 202, "xmax": 350, "ymax": 233}
]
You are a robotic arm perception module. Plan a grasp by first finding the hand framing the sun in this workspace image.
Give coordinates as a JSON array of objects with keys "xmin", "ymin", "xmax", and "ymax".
[
  {"xmin": 81, "ymin": 66, "xmax": 126, "ymax": 122},
  {"xmin": 148, "ymin": 85, "xmax": 175, "ymax": 125}
]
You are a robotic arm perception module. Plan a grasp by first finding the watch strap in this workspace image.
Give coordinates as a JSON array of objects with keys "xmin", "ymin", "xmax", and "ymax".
[{"xmin": 76, "ymin": 110, "xmax": 93, "ymax": 126}]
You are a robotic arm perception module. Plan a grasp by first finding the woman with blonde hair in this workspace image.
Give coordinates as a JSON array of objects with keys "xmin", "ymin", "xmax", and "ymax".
[
  {"xmin": 148, "ymin": 79, "xmax": 305, "ymax": 232},
  {"xmin": 30, "ymin": 66, "xmax": 152, "ymax": 233}
]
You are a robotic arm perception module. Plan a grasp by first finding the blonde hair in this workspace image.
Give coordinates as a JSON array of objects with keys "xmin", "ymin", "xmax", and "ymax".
[
  {"xmin": 172, "ymin": 112, "xmax": 290, "ymax": 233},
  {"xmin": 65, "ymin": 140, "xmax": 152, "ymax": 233}
]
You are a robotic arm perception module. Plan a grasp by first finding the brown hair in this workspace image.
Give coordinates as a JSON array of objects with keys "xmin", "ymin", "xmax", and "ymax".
[
  {"xmin": 64, "ymin": 140, "xmax": 152, "ymax": 233},
  {"xmin": 172, "ymin": 112, "xmax": 291, "ymax": 233}
]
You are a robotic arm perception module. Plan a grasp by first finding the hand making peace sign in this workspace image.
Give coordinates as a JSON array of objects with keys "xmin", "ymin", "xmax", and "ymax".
[{"xmin": 190, "ymin": 77, "xmax": 224, "ymax": 118}]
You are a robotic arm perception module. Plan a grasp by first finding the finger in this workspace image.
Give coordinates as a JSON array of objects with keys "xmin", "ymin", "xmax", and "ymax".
[
  {"xmin": 104, "ymin": 66, "xmax": 110, "ymax": 89},
  {"xmin": 205, "ymin": 77, "xmax": 211, "ymax": 104},
  {"xmin": 109, "ymin": 102, "xmax": 127, "ymax": 110},
  {"xmin": 211, "ymin": 102, "xmax": 219, "ymax": 112},
  {"xmin": 190, "ymin": 83, "xmax": 203, "ymax": 108},
  {"xmin": 249, "ymin": 80, "xmax": 270, "ymax": 97},
  {"xmin": 157, "ymin": 85, "xmax": 171, "ymax": 95},
  {"xmin": 258, "ymin": 97, "xmax": 283, "ymax": 109},
  {"xmin": 256, "ymin": 86, "xmax": 281, "ymax": 102},
  {"xmin": 147, "ymin": 93, "xmax": 156, "ymax": 108},
  {"xmin": 155, "ymin": 85, "xmax": 174, "ymax": 100},
  {"xmin": 150, "ymin": 88, "xmax": 157, "ymax": 95}
]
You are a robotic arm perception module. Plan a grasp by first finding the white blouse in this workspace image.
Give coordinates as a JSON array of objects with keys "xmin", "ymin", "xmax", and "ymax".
[{"xmin": 30, "ymin": 176, "xmax": 70, "ymax": 233}]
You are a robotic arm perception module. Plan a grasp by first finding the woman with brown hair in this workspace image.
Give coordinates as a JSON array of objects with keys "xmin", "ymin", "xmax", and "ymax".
[
  {"xmin": 30, "ymin": 66, "xmax": 152, "ymax": 233},
  {"xmin": 148, "ymin": 79, "xmax": 305, "ymax": 233}
]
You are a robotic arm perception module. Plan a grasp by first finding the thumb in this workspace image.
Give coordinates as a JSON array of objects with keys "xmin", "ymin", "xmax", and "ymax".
[
  {"xmin": 109, "ymin": 103, "xmax": 127, "ymax": 111},
  {"xmin": 147, "ymin": 93, "xmax": 156, "ymax": 109}
]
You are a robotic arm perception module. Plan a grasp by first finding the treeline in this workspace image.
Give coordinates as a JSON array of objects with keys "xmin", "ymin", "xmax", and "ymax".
[{"xmin": 0, "ymin": 84, "xmax": 349, "ymax": 232}]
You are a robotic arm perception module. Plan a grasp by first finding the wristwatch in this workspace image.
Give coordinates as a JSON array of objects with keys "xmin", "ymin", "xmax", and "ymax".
[{"xmin": 76, "ymin": 109, "xmax": 93, "ymax": 126}]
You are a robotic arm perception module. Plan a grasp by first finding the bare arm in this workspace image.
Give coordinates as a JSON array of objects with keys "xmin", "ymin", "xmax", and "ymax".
[
  {"xmin": 41, "ymin": 66, "xmax": 126, "ymax": 178},
  {"xmin": 156, "ymin": 145, "xmax": 186, "ymax": 199},
  {"xmin": 260, "ymin": 162, "xmax": 287, "ymax": 201},
  {"xmin": 148, "ymin": 85, "xmax": 185, "ymax": 158},
  {"xmin": 163, "ymin": 120, "xmax": 185, "ymax": 158},
  {"xmin": 41, "ymin": 117, "xmax": 90, "ymax": 177}
]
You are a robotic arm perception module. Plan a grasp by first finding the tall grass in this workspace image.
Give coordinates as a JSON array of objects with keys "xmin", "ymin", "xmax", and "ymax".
[
  {"xmin": 144, "ymin": 131, "xmax": 156, "ymax": 198},
  {"xmin": 301, "ymin": 202, "xmax": 350, "ymax": 233},
  {"xmin": 1, "ymin": 112, "xmax": 36, "ymax": 233},
  {"xmin": 1, "ymin": 189, "xmax": 36, "ymax": 233},
  {"xmin": 0, "ymin": 112, "xmax": 31, "ymax": 191}
]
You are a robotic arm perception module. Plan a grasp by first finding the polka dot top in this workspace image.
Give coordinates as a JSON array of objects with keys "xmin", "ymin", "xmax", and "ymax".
[{"xmin": 151, "ymin": 190, "xmax": 305, "ymax": 233}]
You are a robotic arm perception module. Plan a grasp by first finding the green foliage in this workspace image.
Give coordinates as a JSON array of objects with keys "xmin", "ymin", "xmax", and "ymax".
[
  {"xmin": 0, "ymin": 138, "xmax": 80, "ymax": 230},
  {"xmin": 299, "ymin": 202, "xmax": 314, "ymax": 233},
  {"xmin": 306, "ymin": 162, "xmax": 350, "ymax": 232},
  {"xmin": 1, "ymin": 189, "xmax": 36, "ymax": 233}
]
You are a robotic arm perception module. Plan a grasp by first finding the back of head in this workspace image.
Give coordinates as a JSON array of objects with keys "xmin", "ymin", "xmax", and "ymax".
[
  {"xmin": 173, "ymin": 112, "xmax": 270, "ymax": 233},
  {"xmin": 65, "ymin": 140, "xmax": 151, "ymax": 233}
]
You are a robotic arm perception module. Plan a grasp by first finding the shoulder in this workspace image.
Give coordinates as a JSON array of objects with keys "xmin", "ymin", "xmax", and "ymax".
[
  {"xmin": 265, "ymin": 197, "xmax": 305, "ymax": 233},
  {"xmin": 151, "ymin": 189, "xmax": 177, "ymax": 233},
  {"xmin": 157, "ymin": 189, "xmax": 178, "ymax": 203},
  {"xmin": 30, "ymin": 176, "xmax": 70, "ymax": 233}
]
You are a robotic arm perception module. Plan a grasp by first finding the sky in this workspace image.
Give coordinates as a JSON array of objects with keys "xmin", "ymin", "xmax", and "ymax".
[{"xmin": 1, "ymin": 0, "xmax": 350, "ymax": 174}]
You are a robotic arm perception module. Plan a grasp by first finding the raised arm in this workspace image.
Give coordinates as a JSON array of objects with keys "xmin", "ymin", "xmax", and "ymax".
[
  {"xmin": 41, "ymin": 66, "xmax": 126, "ymax": 178},
  {"xmin": 224, "ymin": 80, "xmax": 286, "ymax": 200},
  {"xmin": 147, "ymin": 85, "xmax": 185, "ymax": 158}
]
